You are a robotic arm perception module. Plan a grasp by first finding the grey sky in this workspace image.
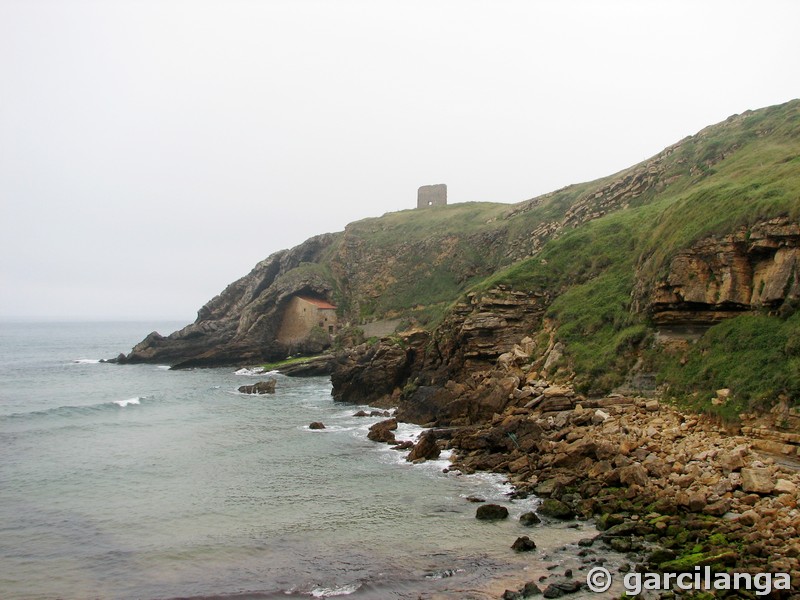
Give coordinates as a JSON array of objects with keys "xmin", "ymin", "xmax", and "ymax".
[{"xmin": 1, "ymin": 0, "xmax": 798, "ymax": 321}]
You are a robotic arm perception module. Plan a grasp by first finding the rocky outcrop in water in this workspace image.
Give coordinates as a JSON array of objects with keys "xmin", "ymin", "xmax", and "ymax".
[
  {"xmin": 238, "ymin": 379, "xmax": 277, "ymax": 394},
  {"xmin": 367, "ymin": 418, "xmax": 398, "ymax": 443},
  {"xmin": 119, "ymin": 234, "xmax": 338, "ymax": 367}
]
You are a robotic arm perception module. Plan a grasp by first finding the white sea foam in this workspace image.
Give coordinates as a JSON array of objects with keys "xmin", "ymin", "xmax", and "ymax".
[
  {"xmin": 303, "ymin": 424, "xmax": 355, "ymax": 433},
  {"xmin": 156, "ymin": 365, "xmax": 170, "ymax": 370},
  {"xmin": 113, "ymin": 397, "xmax": 141, "ymax": 407},
  {"xmin": 310, "ymin": 581, "xmax": 362, "ymax": 597},
  {"xmin": 425, "ymin": 568, "xmax": 465, "ymax": 580},
  {"xmin": 73, "ymin": 358, "xmax": 100, "ymax": 364},
  {"xmin": 234, "ymin": 367, "xmax": 278, "ymax": 376}
]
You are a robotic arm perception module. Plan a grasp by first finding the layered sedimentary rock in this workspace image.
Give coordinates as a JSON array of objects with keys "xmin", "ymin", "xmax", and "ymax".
[
  {"xmin": 646, "ymin": 218, "xmax": 800, "ymax": 325},
  {"xmin": 119, "ymin": 234, "xmax": 338, "ymax": 367}
]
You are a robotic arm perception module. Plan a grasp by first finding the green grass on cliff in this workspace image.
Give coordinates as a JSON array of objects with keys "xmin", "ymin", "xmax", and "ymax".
[
  {"xmin": 471, "ymin": 99, "xmax": 800, "ymax": 403},
  {"xmin": 648, "ymin": 311, "xmax": 800, "ymax": 417}
]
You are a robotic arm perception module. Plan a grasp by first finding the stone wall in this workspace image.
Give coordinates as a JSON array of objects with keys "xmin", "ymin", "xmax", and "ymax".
[
  {"xmin": 417, "ymin": 184, "xmax": 447, "ymax": 209},
  {"xmin": 277, "ymin": 296, "xmax": 337, "ymax": 343}
]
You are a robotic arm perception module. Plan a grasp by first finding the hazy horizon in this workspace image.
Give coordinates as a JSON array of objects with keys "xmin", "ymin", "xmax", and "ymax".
[{"xmin": 2, "ymin": 0, "xmax": 798, "ymax": 321}]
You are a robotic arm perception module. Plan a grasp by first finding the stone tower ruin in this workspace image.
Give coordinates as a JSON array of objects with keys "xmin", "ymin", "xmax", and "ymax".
[{"xmin": 417, "ymin": 184, "xmax": 447, "ymax": 209}]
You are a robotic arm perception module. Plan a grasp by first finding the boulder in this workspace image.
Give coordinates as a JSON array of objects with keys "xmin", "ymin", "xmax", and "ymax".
[
  {"xmin": 704, "ymin": 498, "xmax": 731, "ymax": 516},
  {"xmin": 476, "ymin": 504, "xmax": 509, "ymax": 520},
  {"xmin": 407, "ymin": 431, "xmax": 441, "ymax": 462},
  {"xmin": 775, "ymin": 479, "xmax": 797, "ymax": 495},
  {"xmin": 741, "ymin": 468, "xmax": 775, "ymax": 494},
  {"xmin": 618, "ymin": 463, "xmax": 649, "ymax": 487},
  {"xmin": 738, "ymin": 509, "xmax": 760, "ymax": 526},
  {"xmin": 520, "ymin": 511, "xmax": 541, "ymax": 526},
  {"xmin": 686, "ymin": 491, "xmax": 707, "ymax": 513},
  {"xmin": 238, "ymin": 379, "xmax": 276, "ymax": 394},
  {"xmin": 308, "ymin": 421, "xmax": 325, "ymax": 429},
  {"xmin": 520, "ymin": 582, "xmax": 542, "ymax": 597},
  {"xmin": 537, "ymin": 498, "xmax": 575, "ymax": 519},
  {"xmin": 718, "ymin": 451, "xmax": 745, "ymax": 473},
  {"xmin": 511, "ymin": 536, "xmax": 537, "ymax": 552},
  {"xmin": 543, "ymin": 579, "xmax": 581, "ymax": 598},
  {"xmin": 367, "ymin": 418, "xmax": 398, "ymax": 443},
  {"xmin": 543, "ymin": 384, "xmax": 572, "ymax": 398},
  {"xmin": 535, "ymin": 477, "xmax": 567, "ymax": 497}
]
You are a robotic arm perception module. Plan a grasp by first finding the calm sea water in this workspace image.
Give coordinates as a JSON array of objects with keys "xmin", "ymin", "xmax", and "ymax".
[{"xmin": 0, "ymin": 322, "xmax": 597, "ymax": 600}]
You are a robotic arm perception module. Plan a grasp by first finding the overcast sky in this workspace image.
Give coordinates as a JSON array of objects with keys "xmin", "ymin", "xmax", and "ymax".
[{"xmin": 1, "ymin": 0, "xmax": 798, "ymax": 321}]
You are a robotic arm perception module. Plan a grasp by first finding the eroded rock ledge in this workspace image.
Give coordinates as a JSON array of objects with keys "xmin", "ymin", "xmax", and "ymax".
[{"xmin": 646, "ymin": 217, "xmax": 800, "ymax": 326}]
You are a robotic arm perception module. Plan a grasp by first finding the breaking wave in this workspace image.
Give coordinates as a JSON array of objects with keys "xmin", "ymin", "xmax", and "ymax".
[
  {"xmin": 234, "ymin": 367, "xmax": 278, "ymax": 377},
  {"xmin": 113, "ymin": 397, "xmax": 141, "ymax": 407},
  {"xmin": 4, "ymin": 396, "xmax": 147, "ymax": 420},
  {"xmin": 310, "ymin": 581, "xmax": 362, "ymax": 597}
]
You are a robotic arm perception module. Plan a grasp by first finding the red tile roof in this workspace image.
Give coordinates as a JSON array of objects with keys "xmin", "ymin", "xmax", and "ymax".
[{"xmin": 298, "ymin": 296, "xmax": 337, "ymax": 310}]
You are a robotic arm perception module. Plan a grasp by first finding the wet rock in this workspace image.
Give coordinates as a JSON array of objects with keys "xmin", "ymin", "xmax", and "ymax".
[
  {"xmin": 238, "ymin": 379, "xmax": 276, "ymax": 394},
  {"xmin": 647, "ymin": 548, "xmax": 677, "ymax": 566},
  {"xmin": 511, "ymin": 536, "xmax": 537, "ymax": 552},
  {"xmin": 391, "ymin": 440, "xmax": 414, "ymax": 450},
  {"xmin": 466, "ymin": 495, "xmax": 486, "ymax": 503},
  {"xmin": 595, "ymin": 513, "xmax": 625, "ymax": 531},
  {"xmin": 367, "ymin": 418, "xmax": 398, "ymax": 443},
  {"xmin": 609, "ymin": 537, "xmax": 633, "ymax": 552},
  {"xmin": 538, "ymin": 498, "xmax": 575, "ymax": 519},
  {"xmin": 601, "ymin": 522, "xmax": 638, "ymax": 537},
  {"xmin": 331, "ymin": 333, "xmax": 426, "ymax": 406},
  {"xmin": 407, "ymin": 431, "xmax": 441, "ymax": 462},
  {"xmin": 353, "ymin": 410, "xmax": 369, "ymax": 417},
  {"xmin": 475, "ymin": 504, "xmax": 509, "ymax": 520},
  {"xmin": 543, "ymin": 579, "xmax": 581, "ymax": 598},
  {"xmin": 520, "ymin": 511, "xmax": 541, "ymax": 526},
  {"xmin": 535, "ymin": 477, "xmax": 568, "ymax": 497},
  {"xmin": 521, "ymin": 581, "xmax": 542, "ymax": 596},
  {"xmin": 308, "ymin": 421, "xmax": 325, "ymax": 429}
]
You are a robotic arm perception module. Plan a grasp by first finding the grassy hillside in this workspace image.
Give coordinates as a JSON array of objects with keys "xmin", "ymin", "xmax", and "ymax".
[
  {"xmin": 264, "ymin": 99, "xmax": 800, "ymax": 415},
  {"xmin": 469, "ymin": 99, "xmax": 800, "ymax": 412}
]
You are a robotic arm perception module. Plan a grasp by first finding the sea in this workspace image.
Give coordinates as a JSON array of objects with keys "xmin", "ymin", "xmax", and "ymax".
[{"xmin": 0, "ymin": 321, "xmax": 605, "ymax": 600}]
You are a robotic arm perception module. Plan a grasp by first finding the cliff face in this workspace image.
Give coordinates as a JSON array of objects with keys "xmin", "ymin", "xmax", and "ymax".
[
  {"xmin": 645, "ymin": 218, "xmax": 800, "ymax": 325},
  {"xmin": 121, "ymin": 99, "xmax": 800, "ymax": 389},
  {"xmin": 329, "ymin": 216, "xmax": 800, "ymax": 425},
  {"xmin": 120, "ymin": 233, "xmax": 339, "ymax": 367}
]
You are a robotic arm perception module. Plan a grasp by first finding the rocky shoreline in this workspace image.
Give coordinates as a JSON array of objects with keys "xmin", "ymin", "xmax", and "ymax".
[{"xmin": 362, "ymin": 385, "xmax": 800, "ymax": 598}]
